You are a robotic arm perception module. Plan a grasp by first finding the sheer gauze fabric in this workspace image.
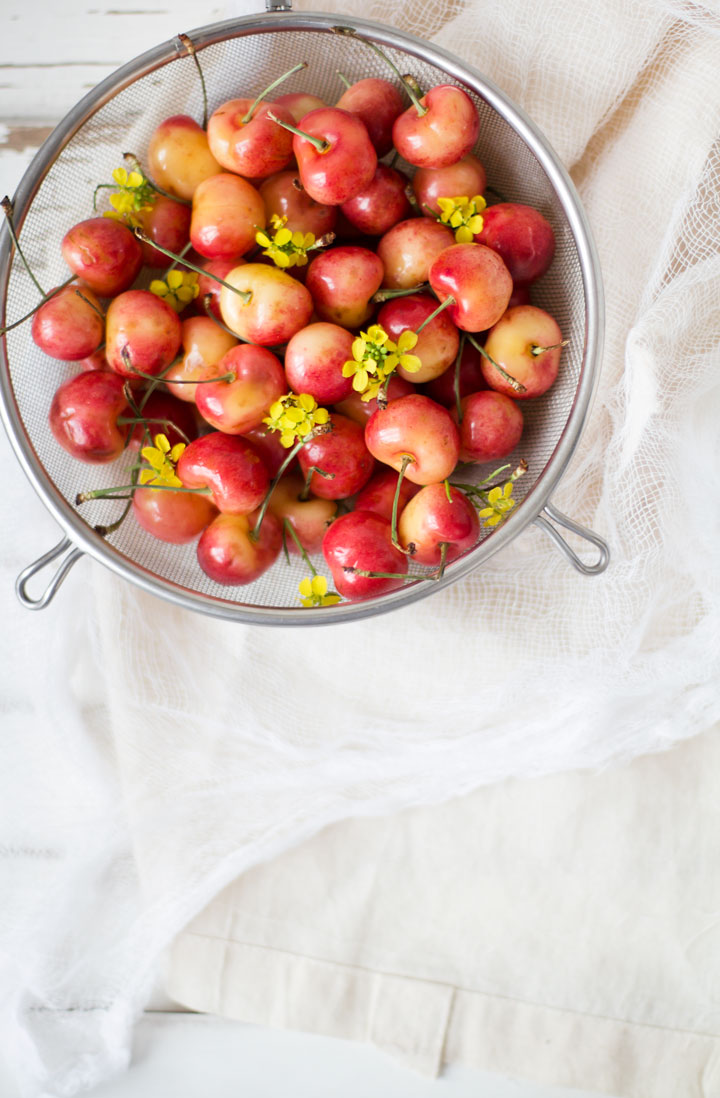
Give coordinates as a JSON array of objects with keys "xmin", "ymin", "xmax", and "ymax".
[{"xmin": 1, "ymin": 0, "xmax": 719, "ymax": 1094}]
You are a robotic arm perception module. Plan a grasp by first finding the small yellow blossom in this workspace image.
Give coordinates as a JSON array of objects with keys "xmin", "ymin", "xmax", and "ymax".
[
  {"xmin": 255, "ymin": 214, "xmax": 316, "ymax": 268},
  {"xmin": 478, "ymin": 481, "xmax": 516, "ymax": 527},
  {"xmin": 342, "ymin": 324, "xmax": 421, "ymax": 402},
  {"xmin": 102, "ymin": 165, "xmax": 156, "ymax": 227},
  {"xmin": 298, "ymin": 575, "xmax": 341, "ymax": 608},
  {"xmin": 263, "ymin": 392, "xmax": 331, "ymax": 448},
  {"xmin": 138, "ymin": 433, "xmax": 186, "ymax": 487},
  {"xmin": 436, "ymin": 194, "xmax": 486, "ymax": 243},
  {"xmin": 149, "ymin": 270, "xmax": 199, "ymax": 313}
]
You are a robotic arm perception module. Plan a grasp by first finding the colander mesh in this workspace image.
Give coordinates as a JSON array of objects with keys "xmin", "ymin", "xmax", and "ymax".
[{"xmin": 4, "ymin": 25, "xmax": 584, "ymax": 611}]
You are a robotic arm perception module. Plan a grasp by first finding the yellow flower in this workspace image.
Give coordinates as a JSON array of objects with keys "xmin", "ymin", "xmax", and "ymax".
[
  {"xmin": 138, "ymin": 433, "xmax": 186, "ymax": 487},
  {"xmin": 478, "ymin": 481, "xmax": 516, "ymax": 527},
  {"xmin": 149, "ymin": 270, "xmax": 199, "ymax": 313},
  {"xmin": 342, "ymin": 324, "xmax": 421, "ymax": 401},
  {"xmin": 298, "ymin": 575, "xmax": 341, "ymax": 608},
  {"xmin": 436, "ymin": 195, "xmax": 486, "ymax": 243},
  {"xmin": 101, "ymin": 164, "xmax": 156, "ymax": 227},
  {"xmin": 256, "ymin": 214, "xmax": 316, "ymax": 269},
  {"xmin": 263, "ymin": 392, "xmax": 331, "ymax": 448}
]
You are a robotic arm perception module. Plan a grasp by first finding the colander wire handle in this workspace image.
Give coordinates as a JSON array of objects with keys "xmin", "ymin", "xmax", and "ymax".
[
  {"xmin": 533, "ymin": 503, "xmax": 609, "ymax": 576},
  {"xmin": 265, "ymin": 0, "xmax": 293, "ymax": 10},
  {"xmin": 16, "ymin": 536, "xmax": 84, "ymax": 610}
]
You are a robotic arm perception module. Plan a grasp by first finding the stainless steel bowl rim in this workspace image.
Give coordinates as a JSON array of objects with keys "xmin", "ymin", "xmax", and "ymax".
[{"xmin": 0, "ymin": 10, "xmax": 606, "ymax": 624}]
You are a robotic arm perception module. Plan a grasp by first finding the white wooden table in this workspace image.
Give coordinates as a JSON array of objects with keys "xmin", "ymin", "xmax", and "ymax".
[{"xmin": 0, "ymin": 5, "xmax": 618, "ymax": 1096}]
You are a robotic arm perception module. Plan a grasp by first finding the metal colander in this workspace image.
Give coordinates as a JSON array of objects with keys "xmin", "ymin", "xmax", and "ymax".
[{"xmin": 0, "ymin": 3, "xmax": 608, "ymax": 624}]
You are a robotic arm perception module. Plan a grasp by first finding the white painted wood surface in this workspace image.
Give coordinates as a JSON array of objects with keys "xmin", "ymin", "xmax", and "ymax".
[{"xmin": 0, "ymin": 5, "xmax": 616, "ymax": 1096}]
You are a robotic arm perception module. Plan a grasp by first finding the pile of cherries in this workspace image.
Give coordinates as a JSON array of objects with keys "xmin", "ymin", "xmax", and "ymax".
[{"xmin": 13, "ymin": 31, "xmax": 564, "ymax": 606}]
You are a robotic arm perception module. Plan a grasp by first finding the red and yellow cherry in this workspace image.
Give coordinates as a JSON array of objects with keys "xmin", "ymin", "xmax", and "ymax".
[
  {"xmin": 297, "ymin": 413, "xmax": 374, "ymax": 499},
  {"xmin": 219, "ymin": 264, "xmax": 313, "ymax": 346},
  {"xmin": 31, "ymin": 282, "xmax": 104, "ymax": 362},
  {"xmin": 333, "ymin": 374, "xmax": 414, "ymax": 425},
  {"xmin": 482, "ymin": 305, "xmax": 563, "ymax": 399},
  {"xmin": 49, "ymin": 370, "xmax": 128, "ymax": 463},
  {"xmin": 428, "ymin": 243, "xmax": 512, "ymax": 331},
  {"xmin": 105, "ymin": 289, "xmax": 181, "ymax": 378},
  {"xmin": 242, "ymin": 423, "xmax": 296, "ymax": 478},
  {"xmin": 413, "ymin": 154, "xmax": 487, "ymax": 218},
  {"xmin": 194, "ymin": 343, "xmax": 285, "ymax": 435},
  {"xmin": 339, "ymin": 165, "xmax": 412, "ymax": 237},
  {"xmin": 177, "ymin": 432, "xmax": 270, "ymax": 514},
  {"xmin": 197, "ymin": 510, "xmax": 283, "ymax": 585},
  {"xmin": 274, "ymin": 92, "xmax": 326, "ymax": 123},
  {"xmin": 259, "ymin": 171, "xmax": 337, "ymax": 238},
  {"xmin": 452, "ymin": 390, "xmax": 524, "ymax": 462},
  {"xmin": 305, "ymin": 245, "xmax": 383, "ymax": 329},
  {"xmin": 393, "ymin": 85, "xmax": 479, "ymax": 169},
  {"xmin": 61, "ymin": 217, "xmax": 142, "ymax": 298},
  {"xmin": 132, "ymin": 486, "xmax": 217, "ymax": 544},
  {"xmin": 284, "ymin": 322, "xmax": 354, "ymax": 404},
  {"xmin": 164, "ymin": 316, "xmax": 238, "ymax": 403},
  {"xmin": 147, "ymin": 114, "xmax": 221, "ymax": 201},
  {"xmin": 335, "ymin": 77, "xmax": 405, "ymax": 157},
  {"xmin": 422, "ymin": 339, "xmax": 486, "ymax": 406},
  {"xmin": 378, "ymin": 292, "xmax": 459, "ymax": 384},
  {"xmin": 365, "ymin": 393, "xmax": 460, "ymax": 485},
  {"xmin": 198, "ymin": 256, "xmax": 244, "ymax": 321},
  {"xmin": 354, "ymin": 468, "xmax": 420, "ymax": 523},
  {"xmin": 398, "ymin": 483, "xmax": 479, "ymax": 564},
  {"xmin": 190, "ymin": 173, "xmax": 265, "ymax": 259},
  {"xmin": 275, "ymin": 107, "xmax": 377, "ymax": 205},
  {"xmin": 267, "ymin": 474, "xmax": 338, "ymax": 553},
  {"xmin": 377, "ymin": 218, "xmax": 454, "ymax": 290},
  {"xmin": 322, "ymin": 510, "xmax": 408, "ymax": 599},
  {"xmin": 78, "ymin": 348, "xmax": 112, "ymax": 373},
  {"xmin": 207, "ymin": 99, "xmax": 294, "ymax": 179},
  {"xmin": 126, "ymin": 390, "xmax": 197, "ymax": 452},
  {"xmin": 136, "ymin": 195, "xmax": 192, "ymax": 268},
  {"xmin": 475, "ymin": 203, "xmax": 555, "ymax": 285}
]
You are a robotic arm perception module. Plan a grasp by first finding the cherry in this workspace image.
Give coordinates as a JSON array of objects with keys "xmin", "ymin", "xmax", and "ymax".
[
  {"xmin": 398, "ymin": 483, "xmax": 479, "ymax": 564},
  {"xmin": 333, "ymin": 374, "xmax": 415, "ymax": 425},
  {"xmin": 274, "ymin": 92, "xmax": 326, "ymax": 122},
  {"xmin": 428, "ymin": 243, "xmax": 512, "ymax": 331},
  {"xmin": 377, "ymin": 292, "xmax": 459, "ymax": 384},
  {"xmin": 259, "ymin": 172, "xmax": 337, "ymax": 239},
  {"xmin": 452, "ymin": 390, "xmax": 524, "ymax": 462},
  {"xmin": 267, "ymin": 474, "xmax": 338, "ymax": 553},
  {"xmin": 177, "ymin": 432, "xmax": 270, "ymax": 514},
  {"xmin": 335, "ymin": 77, "xmax": 405, "ymax": 157},
  {"xmin": 190, "ymin": 173, "xmax": 265, "ymax": 259},
  {"xmin": 198, "ymin": 256, "xmax": 245, "ymax": 321},
  {"xmin": 377, "ymin": 218, "xmax": 454, "ymax": 290},
  {"xmin": 393, "ymin": 85, "xmax": 479, "ymax": 169},
  {"xmin": 219, "ymin": 263, "xmax": 313, "ymax": 346},
  {"xmin": 284, "ymin": 322, "xmax": 355, "ymax": 404},
  {"xmin": 61, "ymin": 217, "xmax": 142, "ymax": 297},
  {"xmin": 305, "ymin": 245, "xmax": 383, "ymax": 329},
  {"xmin": 355, "ymin": 468, "xmax": 420, "ymax": 523},
  {"xmin": 165, "ymin": 315, "xmax": 237, "ymax": 403},
  {"xmin": 105, "ymin": 289, "xmax": 181, "ymax": 378},
  {"xmin": 197, "ymin": 510, "xmax": 283, "ymax": 585},
  {"xmin": 270, "ymin": 107, "xmax": 377, "ymax": 205},
  {"xmin": 422, "ymin": 339, "xmax": 486, "ymax": 407},
  {"xmin": 482, "ymin": 305, "xmax": 564, "ymax": 399},
  {"xmin": 31, "ymin": 283, "xmax": 104, "ymax": 362},
  {"xmin": 339, "ymin": 165, "xmax": 412, "ymax": 237},
  {"xmin": 147, "ymin": 114, "xmax": 221, "ymax": 202},
  {"xmin": 475, "ymin": 203, "xmax": 555, "ymax": 285},
  {"xmin": 413, "ymin": 155, "xmax": 487, "ymax": 218},
  {"xmin": 207, "ymin": 99, "xmax": 295, "ymax": 180},
  {"xmin": 132, "ymin": 486, "xmax": 217, "ymax": 544},
  {"xmin": 297, "ymin": 413, "xmax": 374, "ymax": 499},
  {"xmin": 137, "ymin": 195, "xmax": 192, "ymax": 268},
  {"xmin": 323, "ymin": 510, "xmax": 409, "ymax": 599},
  {"xmin": 125, "ymin": 390, "xmax": 197, "ymax": 451},
  {"xmin": 242, "ymin": 423, "xmax": 296, "ymax": 478},
  {"xmin": 194, "ymin": 343, "xmax": 285, "ymax": 435},
  {"xmin": 49, "ymin": 370, "xmax": 128, "ymax": 463},
  {"xmin": 365, "ymin": 393, "xmax": 460, "ymax": 485}
]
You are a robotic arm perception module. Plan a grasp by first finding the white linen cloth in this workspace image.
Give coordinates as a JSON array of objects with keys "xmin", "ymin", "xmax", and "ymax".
[{"xmin": 1, "ymin": 0, "xmax": 720, "ymax": 1094}]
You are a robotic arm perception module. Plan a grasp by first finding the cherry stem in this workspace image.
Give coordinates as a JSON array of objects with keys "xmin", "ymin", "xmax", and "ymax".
[
  {"xmin": 309, "ymin": 232, "xmax": 336, "ymax": 251},
  {"xmin": 201, "ymin": 294, "xmax": 246, "ymax": 341},
  {"xmin": 414, "ymin": 295, "xmax": 455, "ymax": 334},
  {"xmin": 331, "ymin": 27, "xmax": 427, "ymax": 116},
  {"xmin": 372, "ymin": 282, "xmax": 429, "ymax": 303},
  {"xmin": 453, "ymin": 332, "xmax": 466, "ymax": 422},
  {"xmin": 164, "ymin": 239, "xmax": 193, "ymax": 275},
  {"xmin": 404, "ymin": 182, "xmax": 418, "ymax": 207},
  {"xmin": 402, "ymin": 73, "xmax": 422, "ymax": 98},
  {"xmin": 177, "ymin": 33, "xmax": 208, "ymax": 129},
  {"xmin": 122, "ymin": 154, "xmax": 192, "ymax": 206},
  {"xmin": 74, "ymin": 288, "xmax": 105, "ymax": 320},
  {"xmin": 266, "ymin": 111, "xmax": 330, "ymax": 154},
  {"xmin": 443, "ymin": 479, "xmax": 452, "ymax": 503},
  {"xmin": 344, "ymin": 566, "xmax": 415, "ymax": 582},
  {"xmin": 131, "ymin": 230, "xmax": 252, "ymax": 303},
  {"xmin": 242, "ymin": 62, "xmax": 309, "ymax": 124},
  {"xmin": 337, "ymin": 70, "xmax": 352, "ymax": 90},
  {"xmin": 77, "ymin": 483, "xmax": 210, "ymax": 504},
  {"xmin": 299, "ymin": 464, "xmax": 334, "ymax": 501},
  {"xmin": 0, "ymin": 275, "xmax": 76, "ymax": 336},
  {"xmin": 282, "ymin": 517, "xmax": 316, "ymax": 575},
  {"xmin": 465, "ymin": 333, "xmax": 527, "ymax": 394},
  {"xmin": 391, "ymin": 455, "xmax": 415, "ymax": 555},
  {"xmin": 531, "ymin": 339, "xmax": 569, "ymax": 357},
  {"xmin": 436, "ymin": 541, "xmax": 449, "ymax": 579},
  {"xmin": 2, "ymin": 196, "xmax": 45, "ymax": 297}
]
